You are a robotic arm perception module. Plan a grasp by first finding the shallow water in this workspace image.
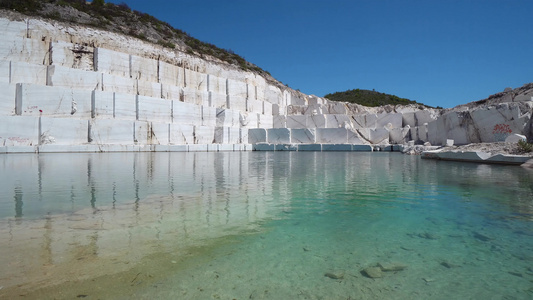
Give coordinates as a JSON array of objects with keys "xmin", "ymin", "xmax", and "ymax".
[{"xmin": 0, "ymin": 152, "xmax": 532, "ymax": 299}]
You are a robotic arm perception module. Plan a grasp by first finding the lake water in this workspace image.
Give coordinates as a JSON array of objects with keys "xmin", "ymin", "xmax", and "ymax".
[{"xmin": 0, "ymin": 152, "xmax": 532, "ymax": 299}]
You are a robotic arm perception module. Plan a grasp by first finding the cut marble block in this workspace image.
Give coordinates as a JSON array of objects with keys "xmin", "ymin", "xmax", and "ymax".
[
  {"xmin": 303, "ymin": 104, "xmax": 325, "ymax": 115},
  {"xmin": 376, "ymin": 113, "xmax": 402, "ymax": 129},
  {"xmin": 240, "ymin": 112, "xmax": 259, "ymax": 128},
  {"xmin": 308, "ymin": 115, "xmax": 326, "ymax": 128},
  {"xmin": 0, "ymin": 61, "xmax": 9, "ymax": 83},
  {"xmin": 273, "ymin": 115, "xmax": 286, "ymax": 128},
  {"xmin": 275, "ymin": 144, "xmax": 297, "ymax": 151},
  {"xmin": 272, "ymin": 104, "xmax": 283, "ymax": 116},
  {"xmin": 169, "ymin": 124, "xmax": 194, "ymax": 144},
  {"xmin": 173, "ymin": 101, "xmax": 202, "ymax": 126},
  {"xmin": 227, "ymin": 78, "xmax": 247, "ymax": 99},
  {"xmin": 427, "ymin": 118, "xmax": 443, "ymax": 145},
  {"xmin": 253, "ymin": 143, "xmax": 275, "ymax": 151},
  {"xmin": 207, "ymin": 144, "xmax": 219, "ymax": 152},
  {"xmin": 322, "ymin": 144, "xmax": 352, "ymax": 151},
  {"xmin": 266, "ymin": 128, "xmax": 290, "ymax": 144},
  {"xmin": 194, "ymin": 126, "xmax": 215, "ymax": 144},
  {"xmin": 263, "ymin": 101, "xmax": 273, "ymax": 116},
  {"xmin": 316, "ymin": 128, "xmax": 348, "ymax": 144},
  {"xmin": 89, "ymin": 119, "xmax": 133, "ymax": 145},
  {"xmin": 158, "ymin": 61, "xmax": 182, "ymax": 86},
  {"xmin": 290, "ymin": 94, "xmax": 306, "ymax": 105},
  {"xmin": 0, "ymin": 35, "xmax": 49, "ymax": 65},
  {"xmin": 327, "ymin": 102, "xmax": 348, "ymax": 114},
  {"xmin": 150, "ymin": 122, "xmax": 171, "ymax": 145},
  {"xmin": 291, "ymin": 128, "xmax": 316, "ymax": 144},
  {"xmin": 137, "ymin": 80, "xmax": 162, "ymax": 98},
  {"xmin": 202, "ymin": 106, "xmax": 217, "ymax": 127},
  {"xmin": 228, "ymin": 95, "xmax": 247, "ymax": 112},
  {"xmin": 114, "ymin": 93, "xmax": 137, "ymax": 120},
  {"xmin": 188, "ymin": 144, "xmax": 208, "ymax": 152},
  {"xmin": 248, "ymin": 128, "xmax": 267, "ymax": 144},
  {"xmin": 370, "ymin": 128, "xmax": 390, "ymax": 144},
  {"xmin": 0, "ymin": 116, "xmax": 39, "ymax": 146},
  {"xmin": 136, "ymin": 96, "xmax": 172, "ymax": 123},
  {"xmin": 161, "ymin": 84, "xmax": 181, "ymax": 100},
  {"xmin": 228, "ymin": 127, "xmax": 241, "ymax": 144},
  {"xmin": 258, "ymin": 114, "xmax": 273, "ymax": 128},
  {"xmin": 410, "ymin": 124, "xmax": 428, "ymax": 142},
  {"xmin": 102, "ymin": 73, "xmax": 137, "ymax": 94},
  {"xmin": 207, "ymin": 75, "xmax": 226, "ymax": 95},
  {"xmin": 240, "ymin": 128, "xmax": 249, "ymax": 144},
  {"xmin": 39, "ymin": 117, "xmax": 88, "ymax": 145},
  {"xmin": 16, "ymin": 83, "xmax": 92, "ymax": 118},
  {"xmin": 94, "ymin": 48, "xmax": 130, "ymax": 77},
  {"xmin": 11, "ymin": 61, "xmax": 47, "ymax": 85},
  {"xmin": 347, "ymin": 129, "xmax": 366, "ymax": 144},
  {"xmin": 182, "ymin": 87, "xmax": 205, "ymax": 105},
  {"xmin": 184, "ymin": 69, "xmax": 206, "ymax": 91},
  {"xmin": 134, "ymin": 121, "xmax": 150, "ymax": 144},
  {"xmin": 210, "ymin": 92, "xmax": 227, "ymax": 108},
  {"xmin": 219, "ymin": 143, "xmax": 235, "ymax": 151},
  {"xmin": 216, "ymin": 108, "xmax": 240, "ymax": 127},
  {"xmin": 402, "ymin": 110, "xmax": 435, "ymax": 127},
  {"xmin": 352, "ymin": 114, "xmax": 378, "ymax": 129},
  {"xmin": 389, "ymin": 126, "xmax": 411, "ymax": 144},
  {"xmin": 130, "ymin": 55, "xmax": 158, "ymax": 82},
  {"xmin": 470, "ymin": 104, "xmax": 529, "ymax": 142},
  {"xmin": 353, "ymin": 145, "xmax": 373, "ymax": 151},
  {"xmin": 50, "ymin": 41, "xmax": 94, "ymax": 71},
  {"xmin": 214, "ymin": 127, "xmax": 228, "ymax": 144},
  {"xmin": 0, "ymin": 82, "xmax": 16, "ymax": 115},
  {"xmin": 286, "ymin": 115, "xmax": 308, "ymax": 129},
  {"xmin": 247, "ymin": 98, "xmax": 263, "ymax": 114},
  {"xmin": 325, "ymin": 114, "xmax": 353, "ymax": 128},
  {"xmin": 91, "ymin": 90, "xmax": 114, "ymax": 119},
  {"xmin": 0, "ymin": 19, "xmax": 27, "ymax": 37},
  {"xmin": 46, "ymin": 65, "xmax": 101, "ymax": 90},
  {"xmin": 298, "ymin": 144, "xmax": 322, "ymax": 151},
  {"xmin": 265, "ymin": 85, "xmax": 282, "ymax": 104}
]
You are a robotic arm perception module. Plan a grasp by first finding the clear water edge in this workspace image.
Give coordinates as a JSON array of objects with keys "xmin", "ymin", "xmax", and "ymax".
[{"xmin": 0, "ymin": 152, "xmax": 532, "ymax": 299}]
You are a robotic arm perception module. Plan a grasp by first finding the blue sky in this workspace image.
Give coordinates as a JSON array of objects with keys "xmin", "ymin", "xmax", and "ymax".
[{"xmin": 105, "ymin": 0, "xmax": 532, "ymax": 108}]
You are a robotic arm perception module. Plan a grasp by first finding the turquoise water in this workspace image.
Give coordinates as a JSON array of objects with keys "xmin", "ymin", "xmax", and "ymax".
[{"xmin": 0, "ymin": 152, "xmax": 532, "ymax": 299}]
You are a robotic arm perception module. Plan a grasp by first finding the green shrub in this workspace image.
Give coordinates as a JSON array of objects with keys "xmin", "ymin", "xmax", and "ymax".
[{"xmin": 517, "ymin": 139, "xmax": 533, "ymax": 153}]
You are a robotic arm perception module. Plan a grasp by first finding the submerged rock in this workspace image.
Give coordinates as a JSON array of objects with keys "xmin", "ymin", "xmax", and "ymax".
[
  {"xmin": 440, "ymin": 261, "xmax": 460, "ymax": 268},
  {"xmin": 324, "ymin": 270, "xmax": 345, "ymax": 280},
  {"xmin": 378, "ymin": 262, "xmax": 408, "ymax": 272},
  {"xmin": 473, "ymin": 231, "xmax": 493, "ymax": 242},
  {"xmin": 362, "ymin": 267, "xmax": 383, "ymax": 278},
  {"xmin": 418, "ymin": 232, "xmax": 439, "ymax": 240}
]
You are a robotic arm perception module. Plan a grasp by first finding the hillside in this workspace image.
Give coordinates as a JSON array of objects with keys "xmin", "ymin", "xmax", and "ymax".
[
  {"xmin": 324, "ymin": 89, "xmax": 439, "ymax": 109},
  {"xmin": 0, "ymin": 0, "xmax": 269, "ymax": 76}
]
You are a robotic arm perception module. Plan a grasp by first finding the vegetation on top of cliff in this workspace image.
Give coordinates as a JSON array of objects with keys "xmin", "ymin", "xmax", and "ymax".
[
  {"xmin": 0, "ymin": 0, "xmax": 269, "ymax": 76},
  {"xmin": 324, "ymin": 89, "xmax": 439, "ymax": 109}
]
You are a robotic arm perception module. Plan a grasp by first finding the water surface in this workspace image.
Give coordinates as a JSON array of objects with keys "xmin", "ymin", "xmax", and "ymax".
[{"xmin": 0, "ymin": 152, "xmax": 532, "ymax": 299}]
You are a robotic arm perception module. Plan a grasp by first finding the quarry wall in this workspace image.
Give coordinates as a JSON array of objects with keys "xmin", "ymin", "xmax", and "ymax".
[{"xmin": 0, "ymin": 14, "xmax": 531, "ymax": 153}]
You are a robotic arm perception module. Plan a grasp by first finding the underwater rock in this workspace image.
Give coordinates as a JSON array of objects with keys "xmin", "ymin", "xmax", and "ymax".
[
  {"xmin": 378, "ymin": 262, "xmax": 407, "ymax": 272},
  {"xmin": 324, "ymin": 270, "xmax": 345, "ymax": 280},
  {"xmin": 473, "ymin": 231, "xmax": 493, "ymax": 241},
  {"xmin": 362, "ymin": 267, "xmax": 383, "ymax": 278},
  {"xmin": 440, "ymin": 261, "xmax": 460, "ymax": 268},
  {"xmin": 418, "ymin": 232, "xmax": 439, "ymax": 240}
]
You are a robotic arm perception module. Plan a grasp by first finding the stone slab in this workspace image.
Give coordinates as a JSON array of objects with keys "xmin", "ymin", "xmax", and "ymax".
[
  {"xmin": 0, "ymin": 61, "xmax": 9, "ymax": 83},
  {"xmin": 248, "ymin": 128, "xmax": 267, "ymax": 144},
  {"xmin": 316, "ymin": 128, "xmax": 348, "ymax": 144},
  {"xmin": 94, "ymin": 48, "xmax": 130, "ymax": 77},
  {"xmin": 169, "ymin": 124, "xmax": 194, "ymax": 144},
  {"xmin": 173, "ymin": 101, "xmax": 202, "ymax": 126},
  {"xmin": 38, "ymin": 144, "xmax": 101, "ymax": 153},
  {"xmin": 218, "ymin": 144, "xmax": 234, "ymax": 151},
  {"xmin": 298, "ymin": 144, "xmax": 322, "ymax": 151},
  {"xmin": 16, "ymin": 83, "xmax": 92, "ymax": 118},
  {"xmin": 0, "ymin": 82, "xmax": 16, "ymax": 115},
  {"xmin": 275, "ymin": 144, "xmax": 297, "ymax": 151},
  {"xmin": 253, "ymin": 143, "xmax": 275, "ymax": 151},
  {"xmin": 10, "ymin": 61, "xmax": 47, "ymax": 85},
  {"xmin": 273, "ymin": 115, "xmax": 286, "ymax": 128},
  {"xmin": 258, "ymin": 114, "xmax": 273, "ymax": 128},
  {"xmin": 130, "ymin": 55, "xmax": 158, "ymax": 82},
  {"xmin": 89, "ymin": 119, "xmax": 133, "ymax": 145},
  {"xmin": 0, "ymin": 115, "xmax": 39, "ymax": 146},
  {"xmin": 188, "ymin": 144, "xmax": 208, "ymax": 152},
  {"xmin": 291, "ymin": 128, "xmax": 316, "ymax": 144},
  {"xmin": 102, "ymin": 73, "xmax": 137, "ymax": 95},
  {"xmin": 322, "ymin": 144, "xmax": 352, "ymax": 151},
  {"xmin": 114, "ymin": 93, "xmax": 137, "ymax": 120},
  {"xmin": 216, "ymin": 108, "xmax": 240, "ymax": 127},
  {"xmin": 46, "ymin": 65, "xmax": 101, "ymax": 90},
  {"xmin": 40, "ymin": 117, "xmax": 88, "ymax": 145},
  {"xmin": 0, "ymin": 35, "xmax": 49, "ymax": 65},
  {"xmin": 137, "ymin": 80, "xmax": 162, "ymax": 98},
  {"xmin": 136, "ymin": 96, "xmax": 172, "ymax": 123},
  {"xmin": 352, "ymin": 145, "xmax": 373, "ymax": 151},
  {"xmin": 194, "ymin": 126, "xmax": 215, "ymax": 144},
  {"xmin": 158, "ymin": 61, "xmax": 182, "ymax": 86},
  {"xmin": 266, "ymin": 128, "xmax": 290, "ymax": 144},
  {"xmin": 286, "ymin": 115, "xmax": 308, "ymax": 129}
]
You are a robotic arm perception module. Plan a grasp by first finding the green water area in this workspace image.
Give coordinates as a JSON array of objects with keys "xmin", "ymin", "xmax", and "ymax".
[{"xmin": 0, "ymin": 152, "xmax": 532, "ymax": 299}]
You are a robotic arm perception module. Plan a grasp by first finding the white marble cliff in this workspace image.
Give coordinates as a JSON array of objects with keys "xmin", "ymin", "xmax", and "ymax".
[{"xmin": 0, "ymin": 12, "xmax": 532, "ymax": 153}]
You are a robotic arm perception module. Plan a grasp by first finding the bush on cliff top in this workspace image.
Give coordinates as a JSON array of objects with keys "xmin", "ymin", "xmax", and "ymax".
[{"xmin": 324, "ymin": 88, "xmax": 438, "ymax": 108}]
